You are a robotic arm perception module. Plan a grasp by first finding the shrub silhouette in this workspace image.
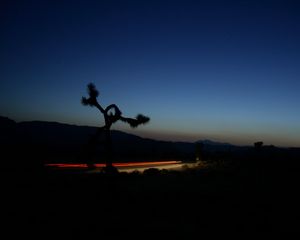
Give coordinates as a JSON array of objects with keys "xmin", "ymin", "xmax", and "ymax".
[
  {"xmin": 254, "ymin": 141, "xmax": 263, "ymax": 150},
  {"xmin": 82, "ymin": 83, "xmax": 150, "ymax": 170}
]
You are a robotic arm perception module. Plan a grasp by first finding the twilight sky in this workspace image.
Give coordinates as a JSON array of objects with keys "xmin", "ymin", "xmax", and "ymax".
[{"xmin": 1, "ymin": 0, "xmax": 300, "ymax": 146}]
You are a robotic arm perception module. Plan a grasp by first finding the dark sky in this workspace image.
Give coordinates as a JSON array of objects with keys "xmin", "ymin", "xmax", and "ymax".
[{"xmin": 1, "ymin": 0, "xmax": 300, "ymax": 146}]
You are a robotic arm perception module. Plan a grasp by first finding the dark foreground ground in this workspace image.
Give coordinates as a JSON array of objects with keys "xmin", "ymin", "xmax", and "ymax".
[{"xmin": 2, "ymin": 158, "xmax": 300, "ymax": 240}]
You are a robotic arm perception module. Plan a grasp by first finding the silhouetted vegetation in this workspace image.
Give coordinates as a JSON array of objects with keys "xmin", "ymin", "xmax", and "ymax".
[
  {"xmin": 254, "ymin": 141, "xmax": 264, "ymax": 149},
  {"xmin": 81, "ymin": 83, "xmax": 150, "ymax": 170}
]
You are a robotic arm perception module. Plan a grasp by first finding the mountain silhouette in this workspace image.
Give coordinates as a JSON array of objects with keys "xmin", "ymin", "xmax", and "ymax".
[
  {"xmin": 196, "ymin": 139, "xmax": 233, "ymax": 146},
  {"xmin": 0, "ymin": 116, "xmax": 242, "ymax": 165}
]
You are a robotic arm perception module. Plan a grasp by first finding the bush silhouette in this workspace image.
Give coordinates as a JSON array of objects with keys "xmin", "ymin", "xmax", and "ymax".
[{"xmin": 254, "ymin": 141, "xmax": 263, "ymax": 149}]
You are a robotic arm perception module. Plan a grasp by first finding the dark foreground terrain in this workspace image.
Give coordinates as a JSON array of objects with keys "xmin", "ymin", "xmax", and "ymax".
[
  {"xmin": 2, "ymin": 156, "xmax": 300, "ymax": 240},
  {"xmin": 2, "ymin": 116, "xmax": 300, "ymax": 239}
]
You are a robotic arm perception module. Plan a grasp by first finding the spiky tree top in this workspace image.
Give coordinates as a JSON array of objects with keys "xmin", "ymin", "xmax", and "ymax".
[{"xmin": 82, "ymin": 83, "xmax": 150, "ymax": 128}]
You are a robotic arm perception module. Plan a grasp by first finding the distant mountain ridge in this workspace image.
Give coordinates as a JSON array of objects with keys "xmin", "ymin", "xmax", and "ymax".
[
  {"xmin": 196, "ymin": 139, "xmax": 233, "ymax": 146},
  {"xmin": 2, "ymin": 116, "xmax": 300, "ymax": 171},
  {"xmin": 0, "ymin": 116, "xmax": 240, "ymax": 165},
  {"xmin": 0, "ymin": 116, "xmax": 235, "ymax": 146}
]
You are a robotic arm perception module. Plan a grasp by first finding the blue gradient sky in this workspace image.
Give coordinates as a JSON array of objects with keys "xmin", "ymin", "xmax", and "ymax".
[{"xmin": 1, "ymin": 0, "xmax": 300, "ymax": 146}]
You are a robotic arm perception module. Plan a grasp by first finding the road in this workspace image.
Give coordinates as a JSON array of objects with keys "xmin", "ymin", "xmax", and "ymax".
[{"xmin": 46, "ymin": 160, "xmax": 188, "ymax": 172}]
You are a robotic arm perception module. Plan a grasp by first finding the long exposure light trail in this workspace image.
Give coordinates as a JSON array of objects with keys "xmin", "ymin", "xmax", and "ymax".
[{"xmin": 46, "ymin": 160, "xmax": 182, "ymax": 169}]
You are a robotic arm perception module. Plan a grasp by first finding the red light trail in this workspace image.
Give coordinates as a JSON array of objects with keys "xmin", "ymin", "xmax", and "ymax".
[{"xmin": 46, "ymin": 161, "xmax": 181, "ymax": 169}]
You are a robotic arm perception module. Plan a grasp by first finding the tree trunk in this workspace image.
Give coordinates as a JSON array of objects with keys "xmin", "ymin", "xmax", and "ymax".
[{"xmin": 104, "ymin": 127, "xmax": 113, "ymax": 168}]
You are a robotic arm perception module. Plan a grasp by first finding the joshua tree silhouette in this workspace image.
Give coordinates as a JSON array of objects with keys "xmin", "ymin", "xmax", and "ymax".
[{"xmin": 82, "ymin": 83, "xmax": 150, "ymax": 171}]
